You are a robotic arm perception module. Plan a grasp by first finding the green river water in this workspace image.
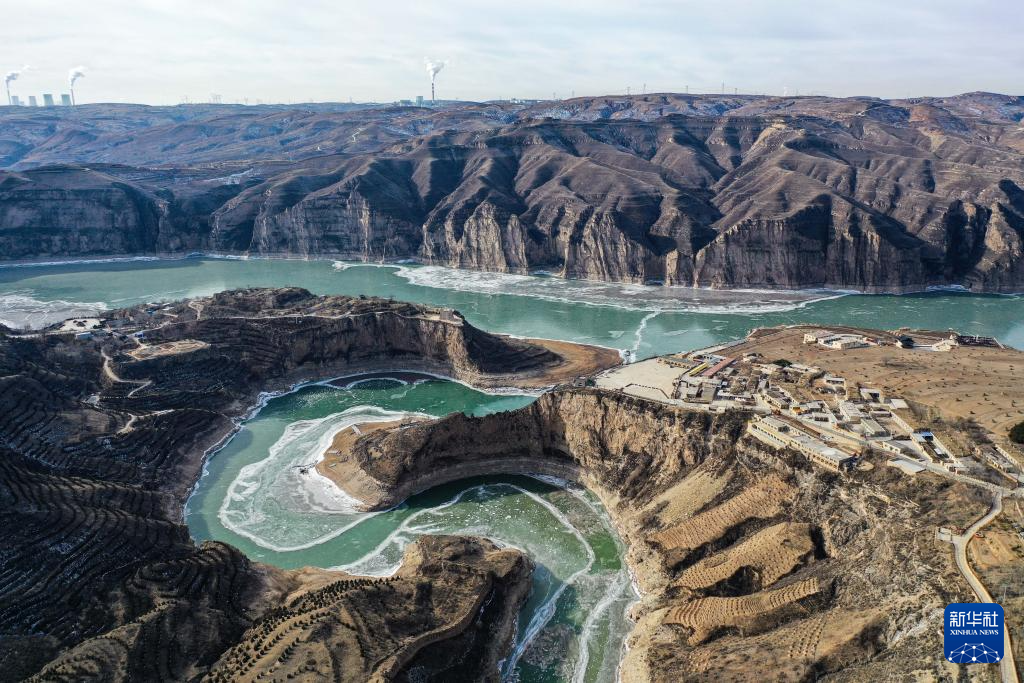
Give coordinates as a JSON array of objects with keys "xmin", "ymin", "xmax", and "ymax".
[{"xmin": 3, "ymin": 256, "xmax": 1024, "ymax": 681}]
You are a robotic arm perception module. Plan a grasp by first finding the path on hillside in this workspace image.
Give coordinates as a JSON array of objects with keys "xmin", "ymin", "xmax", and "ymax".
[{"xmin": 950, "ymin": 495, "xmax": 1018, "ymax": 683}]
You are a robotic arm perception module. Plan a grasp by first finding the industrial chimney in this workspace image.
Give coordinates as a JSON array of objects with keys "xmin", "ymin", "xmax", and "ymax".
[{"xmin": 425, "ymin": 59, "xmax": 445, "ymax": 104}]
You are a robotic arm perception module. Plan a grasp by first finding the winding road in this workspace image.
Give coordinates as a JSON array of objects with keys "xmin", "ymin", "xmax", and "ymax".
[{"xmin": 949, "ymin": 494, "xmax": 1019, "ymax": 683}]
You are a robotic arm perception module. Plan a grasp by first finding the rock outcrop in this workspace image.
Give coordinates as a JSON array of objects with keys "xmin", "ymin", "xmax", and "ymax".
[
  {"xmin": 0, "ymin": 290, "xmax": 616, "ymax": 681},
  {"xmin": 337, "ymin": 389, "xmax": 994, "ymax": 681},
  {"xmin": 3, "ymin": 92, "xmax": 1024, "ymax": 291}
]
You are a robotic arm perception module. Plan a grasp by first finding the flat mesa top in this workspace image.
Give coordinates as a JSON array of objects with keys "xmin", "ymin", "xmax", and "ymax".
[
  {"xmin": 597, "ymin": 324, "xmax": 1024, "ymax": 470},
  {"xmin": 728, "ymin": 326, "xmax": 1024, "ymax": 438}
]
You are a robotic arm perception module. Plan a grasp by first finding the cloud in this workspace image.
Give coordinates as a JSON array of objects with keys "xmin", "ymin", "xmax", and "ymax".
[{"xmin": 1, "ymin": 0, "xmax": 1020, "ymax": 104}]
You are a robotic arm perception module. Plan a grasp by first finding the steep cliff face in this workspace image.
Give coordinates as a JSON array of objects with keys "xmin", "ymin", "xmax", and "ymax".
[
  {"xmin": 0, "ymin": 291, "xmax": 616, "ymax": 681},
  {"xmin": 0, "ymin": 166, "xmax": 244, "ymax": 258},
  {"xmin": 337, "ymin": 390, "xmax": 731, "ymax": 508},
  {"xmin": 3, "ymin": 94, "xmax": 1024, "ymax": 290},
  {"xmin": 117, "ymin": 287, "xmax": 609, "ymax": 403},
  {"xmin": 0, "ymin": 167, "xmax": 166, "ymax": 258},
  {"xmin": 341, "ymin": 389, "xmax": 993, "ymax": 681}
]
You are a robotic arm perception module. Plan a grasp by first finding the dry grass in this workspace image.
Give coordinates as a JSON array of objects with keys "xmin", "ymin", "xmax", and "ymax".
[
  {"xmin": 969, "ymin": 500, "xmax": 1024, "ymax": 669},
  {"xmin": 514, "ymin": 337, "xmax": 622, "ymax": 388},
  {"xmin": 127, "ymin": 339, "xmax": 209, "ymax": 360},
  {"xmin": 648, "ymin": 463, "xmax": 733, "ymax": 525},
  {"xmin": 680, "ymin": 608, "xmax": 883, "ymax": 681}
]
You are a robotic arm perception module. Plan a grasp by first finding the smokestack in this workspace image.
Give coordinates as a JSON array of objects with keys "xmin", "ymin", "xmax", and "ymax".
[
  {"xmin": 68, "ymin": 66, "xmax": 86, "ymax": 106},
  {"xmin": 424, "ymin": 59, "xmax": 446, "ymax": 103},
  {"xmin": 4, "ymin": 68, "xmax": 23, "ymax": 106}
]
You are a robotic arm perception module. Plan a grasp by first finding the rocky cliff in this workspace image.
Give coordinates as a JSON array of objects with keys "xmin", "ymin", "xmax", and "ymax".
[
  {"xmin": 2, "ymin": 92, "xmax": 1024, "ymax": 291},
  {"xmin": 339, "ymin": 389, "xmax": 995, "ymax": 681},
  {"xmin": 0, "ymin": 290, "xmax": 617, "ymax": 682}
]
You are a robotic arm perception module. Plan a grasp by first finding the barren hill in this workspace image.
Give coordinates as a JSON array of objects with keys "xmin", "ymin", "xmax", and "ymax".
[{"xmin": 2, "ymin": 92, "xmax": 1024, "ymax": 291}]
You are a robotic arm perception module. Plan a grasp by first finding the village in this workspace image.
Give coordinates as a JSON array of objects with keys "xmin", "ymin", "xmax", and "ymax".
[{"xmin": 597, "ymin": 325, "xmax": 1024, "ymax": 491}]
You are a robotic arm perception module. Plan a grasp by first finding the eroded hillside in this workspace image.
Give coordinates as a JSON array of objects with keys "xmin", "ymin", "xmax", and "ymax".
[
  {"xmin": 339, "ymin": 389, "xmax": 996, "ymax": 681},
  {"xmin": 0, "ymin": 289, "xmax": 613, "ymax": 681},
  {"xmin": 2, "ymin": 93, "xmax": 1024, "ymax": 290}
]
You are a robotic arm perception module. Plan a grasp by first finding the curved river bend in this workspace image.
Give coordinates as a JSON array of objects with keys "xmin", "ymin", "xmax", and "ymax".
[
  {"xmin": 5, "ymin": 257, "xmax": 1024, "ymax": 680},
  {"xmin": 186, "ymin": 377, "xmax": 637, "ymax": 683}
]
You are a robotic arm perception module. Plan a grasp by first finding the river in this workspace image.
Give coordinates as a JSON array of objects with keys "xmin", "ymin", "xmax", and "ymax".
[
  {"xmin": 2, "ymin": 257, "xmax": 1023, "ymax": 353},
  {"xmin": 185, "ymin": 377, "xmax": 635, "ymax": 682},
  {"xmin": 4, "ymin": 256, "xmax": 1024, "ymax": 681}
]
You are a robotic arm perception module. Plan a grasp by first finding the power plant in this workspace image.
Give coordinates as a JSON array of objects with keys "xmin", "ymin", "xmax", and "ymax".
[
  {"xmin": 3, "ymin": 65, "xmax": 85, "ymax": 106},
  {"xmin": 4, "ymin": 91, "xmax": 75, "ymax": 107},
  {"xmin": 4, "ymin": 68, "xmax": 23, "ymax": 105}
]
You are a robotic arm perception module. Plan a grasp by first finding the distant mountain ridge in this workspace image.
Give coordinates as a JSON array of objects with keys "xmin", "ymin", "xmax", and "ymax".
[{"xmin": 2, "ymin": 92, "xmax": 1023, "ymax": 291}]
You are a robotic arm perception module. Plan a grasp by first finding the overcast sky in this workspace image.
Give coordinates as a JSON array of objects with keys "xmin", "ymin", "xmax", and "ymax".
[{"xmin": 3, "ymin": 0, "xmax": 1021, "ymax": 105}]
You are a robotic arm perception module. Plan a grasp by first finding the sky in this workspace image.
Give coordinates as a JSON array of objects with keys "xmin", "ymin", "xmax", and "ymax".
[{"xmin": 2, "ymin": 0, "xmax": 1022, "ymax": 105}]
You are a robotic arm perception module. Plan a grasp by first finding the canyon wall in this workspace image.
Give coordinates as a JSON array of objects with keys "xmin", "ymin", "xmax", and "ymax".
[
  {"xmin": 341, "ymin": 389, "xmax": 994, "ymax": 681},
  {"xmin": 0, "ymin": 290, "xmax": 606, "ymax": 681},
  {"xmin": 3, "ymin": 93, "xmax": 1024, "ymax": 291}
]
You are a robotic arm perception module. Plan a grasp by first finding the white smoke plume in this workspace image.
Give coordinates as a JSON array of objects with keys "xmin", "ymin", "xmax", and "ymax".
[
  {"xmin": 4, "ymin": 65, "xmax": 29, "ymax": 104},
  {"xmin": 424, "ymin": 58, "xmax": 446, "ymax": 83},
  {"xmin": 69, "ymin": 66, "xmax": 87, "ymax": 88},
  {"xmin": 5, "ymin": 64, "xmax": 29, "ymax": 87}
]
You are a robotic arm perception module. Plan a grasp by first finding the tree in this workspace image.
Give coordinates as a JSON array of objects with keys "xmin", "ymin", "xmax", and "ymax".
[{"xmin": 1011, "ymin": 420, "xmax": 1024, "ymax": 444}]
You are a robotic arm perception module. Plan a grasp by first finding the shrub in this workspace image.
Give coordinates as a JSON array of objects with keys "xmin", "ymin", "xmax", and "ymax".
[{"xmin": 1010, "ymin": 421, "xmax": 1024, "ymax": 444}]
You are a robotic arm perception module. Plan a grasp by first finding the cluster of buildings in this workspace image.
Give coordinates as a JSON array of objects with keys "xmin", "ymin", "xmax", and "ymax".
[
  {"xmin": 741, "ymin": 359, "xmax": 973, "ymax": 476},
  {"xmin": 748, "ymin": 416, "xmax": 856, "ymax": 472},
  {"xmin": 394, "ymin": 96, "xmax": 429, "ymax": 107},
  {"xmin": 596, "ymin": 325, "xmax": 1020, "ymax": 483},
  {"xmin": 801, "ymin": 329, "xmax": 1002, "ymax": 353}
]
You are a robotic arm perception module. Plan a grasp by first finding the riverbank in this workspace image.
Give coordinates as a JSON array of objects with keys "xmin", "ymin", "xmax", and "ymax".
[
  {"xmin": 188, "ymin": 378, "xmax": 636, "ymax": 682},
  {"xmin": 3, "ymin": 257, "xmax": 1023, "ymax": 357},
  {"xmin": 3, "ymin": 290, "xmax": 625, "ymax": 682},
  {"xmin": 319, "ymin": 387, "xmax": 998, "ymax": 681},
  {"xmin": 3, "ymin": 251, "xmax": 1024, "ymax": 295}
]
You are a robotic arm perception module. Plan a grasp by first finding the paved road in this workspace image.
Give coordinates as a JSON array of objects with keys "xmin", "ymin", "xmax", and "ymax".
[{"xmin": 950, "ymin": 495, "xmax": 1019, "ymax": 683}]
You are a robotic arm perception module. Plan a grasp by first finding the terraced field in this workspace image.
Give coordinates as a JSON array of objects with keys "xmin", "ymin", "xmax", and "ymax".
[
  {"xmin": 204, "ymin": 537, "xmax": 529, "ymax": 683},
  {"xmin": 646, "ymin": 464, "xmax": 732, "ymax": 524},
  {"xmin": 680, "ymin": 608, "xmax": 885, "ymax": 682},
  {"xmin": 673, "ymin": 523, "xmax": 815, "ymax": 591},
  {"xmin": 0, "ymin": 289, "xmax": 588, "ymax": 681},
  {"xmin": 327, "ymin": 388, "xmax": 991, "ymax": 681},
  {"xmin": 663, "ymin": 577, "xmax": 822, "ymax": 644},
  {"xmin": 652, "ymin": 474, "xmax": 793, "ymax": 552},
  {"xmin": 0, "ymin": 294, "xmax": 997, "ymax": 681}
]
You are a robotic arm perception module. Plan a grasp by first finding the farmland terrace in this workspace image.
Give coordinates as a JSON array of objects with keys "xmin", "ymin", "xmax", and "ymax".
[{"xmin": 0, "ymin": 288, "xmax": 615, "ymax": 681}]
